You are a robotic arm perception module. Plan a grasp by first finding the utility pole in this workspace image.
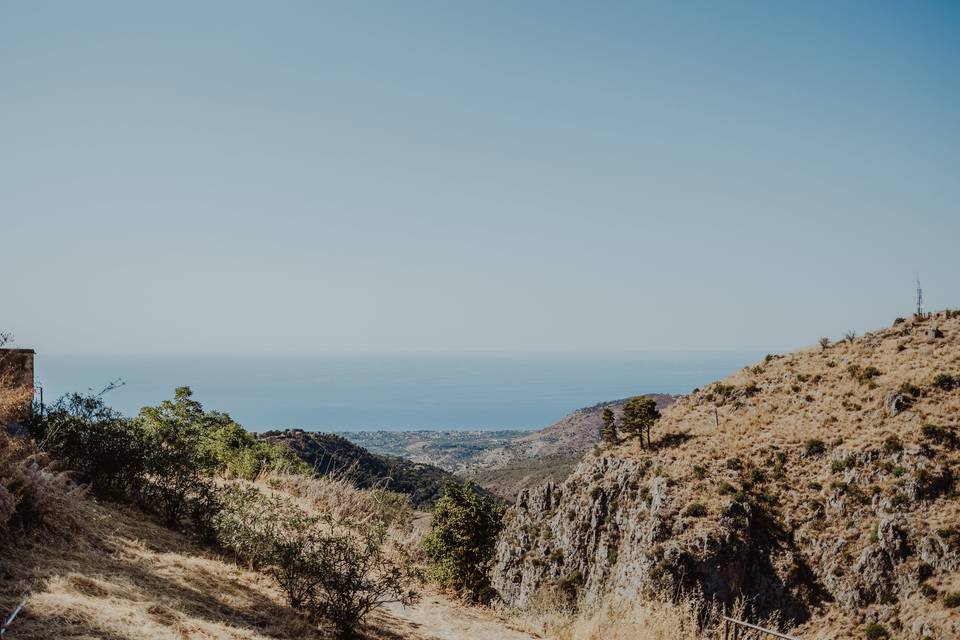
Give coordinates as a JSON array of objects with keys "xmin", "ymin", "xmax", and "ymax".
[{"xmin": 916, "ymin": 275, "xmax": 924, "ymax": 318}]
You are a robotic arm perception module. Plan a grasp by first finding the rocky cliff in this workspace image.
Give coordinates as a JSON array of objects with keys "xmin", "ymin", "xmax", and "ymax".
[{"xmin": 493, "ymin": 311, "xmax": 960, "ymax": 638}]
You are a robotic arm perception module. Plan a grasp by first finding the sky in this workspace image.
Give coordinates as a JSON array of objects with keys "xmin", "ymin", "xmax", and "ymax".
[{"xmin": 2, "ymin": 1, "xmax": 959, "ymax": 356}]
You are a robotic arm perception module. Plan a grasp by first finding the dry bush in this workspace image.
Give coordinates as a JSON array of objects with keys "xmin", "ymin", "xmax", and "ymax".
[
  {"xmin": 261, "ymin": 472, "xmax": 414, "ymax": 532},
  {"xmin": 213, "ymin": 482, "xmax": 421, "ymax": 637},
  {"xmin": 0, "ymin": 430, "xmax": 87, "ymax": 535},
  {"xmin": 0, "ymin": 372, "xmax": 32, "ymax": 426}
]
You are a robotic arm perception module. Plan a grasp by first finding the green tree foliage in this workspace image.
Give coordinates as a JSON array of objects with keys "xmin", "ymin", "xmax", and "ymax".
[
  {"xmin": 600, "ymin": 407, "xmax": 618, "ymax": 444},
  {"xmin": 620, "ymin": 395, "xmax": 661, "ymax": 448},
  {"xmin": 422, "ymin": 481, "xmax": 504, "ymax": 602},
  {"xmin": 136, "ymin": 387, "xmax": 220, "ymax": 526},
  {"xmin": 29, "ymin": 386, "xmax": 306, "ymax": 533},
  {"xmin": 29, "ymin": 390, "xmax": 146, "ymax": 499}
]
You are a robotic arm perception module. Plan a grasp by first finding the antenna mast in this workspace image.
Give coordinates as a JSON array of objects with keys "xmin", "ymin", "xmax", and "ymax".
[{"xmin": 916, "ymin": 275, "xmax": 924, "ymax": 317}]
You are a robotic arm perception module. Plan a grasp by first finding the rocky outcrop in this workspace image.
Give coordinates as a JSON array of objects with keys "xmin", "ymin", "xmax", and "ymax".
[
  {"xmin": 492, "ymin": 310, "xmax": 960, "ymax": 638},
  {"xmin": 492, "ymin": 456, "xmax": 822, "ymax": 623}
]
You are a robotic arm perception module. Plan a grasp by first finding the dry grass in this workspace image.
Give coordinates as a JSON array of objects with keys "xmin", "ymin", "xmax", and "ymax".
[
  {"xmin": 606, "ymin": 311, "xmax": 960, "ymax": 521},
  {"xmin": 506, "ymin": 589, "xmax": 774, "ymax": 640},
  {"xmin": 0, "ymin": 431, "xmax": 87, "ymax": 534},
  {"xmin": 0, "ymin": 466, "xmax": 438, "ymax": 639},
  {"xmin": 0, "ymin": 499, "xmax": 329, "ymax": 640},
  {"xmin": 573, "ymin": 311, "xmax": 960, "ymax": 638}
]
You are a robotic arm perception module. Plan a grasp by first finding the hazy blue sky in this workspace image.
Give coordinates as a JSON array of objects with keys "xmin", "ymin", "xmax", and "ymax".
[{"xmin": 3, "ymin": 1, "xmax": 958, "ymax": 356}]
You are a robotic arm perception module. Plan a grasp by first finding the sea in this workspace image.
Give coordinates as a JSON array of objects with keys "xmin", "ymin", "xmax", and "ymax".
[{"xmin": 33, "ymin": 351, "xmax": 764, "ymax": 432}]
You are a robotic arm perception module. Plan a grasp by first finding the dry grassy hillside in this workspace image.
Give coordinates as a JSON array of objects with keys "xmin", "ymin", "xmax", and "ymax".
[
  {"xmin": 471, "ymin": 395, "xmax": 677, "ymax": 499},
  {"xmin": 494, "ymin": 311, "xmax": 960, "ymax": 640},
  {"xmin": 0, "ymin": 471, "xmax": 422, "ymax": 639}
]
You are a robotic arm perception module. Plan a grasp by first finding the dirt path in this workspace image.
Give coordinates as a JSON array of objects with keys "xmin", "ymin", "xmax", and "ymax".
[{"xmin": 374, "ymin": 592, "xmax": 540, "ymax": 640}]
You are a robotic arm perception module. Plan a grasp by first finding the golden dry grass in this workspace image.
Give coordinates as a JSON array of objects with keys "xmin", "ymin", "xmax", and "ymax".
[
  {"xmin": 505, "ymin": 589, "xmax": 774, "ymax": 640},
  {"xmin": 0, "ymin": 498, "xmax": 330, "ymax": 639},
  {"xmin": 584, "ymin": 311, "xmax": 960, "ymax": 638},
  {"xmin": 0, "ymin": 469, "xmax": 443, "ymax": 639}
]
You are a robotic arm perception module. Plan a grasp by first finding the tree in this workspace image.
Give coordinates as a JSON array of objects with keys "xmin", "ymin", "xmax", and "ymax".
[
  {"xmin": 136, "ymin": 387, "xmax": 218, "ymax": 526},
  {"xmin": 601, "ymin": 407, "xmax": 618, "ymax": 444},
  {"xmin": 422, "ymin": 481, "xmax": 504, "ymax": 602},
  {"xmin": 818, "ymin": 337, "xmax": 830, "ymax": 351},
  {"xmin": 29, "ymin": 391, "xmax": 146, "ymax": 500},
  {"xmin": 620, "ymin": 396, "xmax": 660, "ymax": 448}
]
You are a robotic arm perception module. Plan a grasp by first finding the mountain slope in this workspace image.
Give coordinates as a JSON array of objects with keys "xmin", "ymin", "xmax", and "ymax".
[
  {"xmin": 511, "ymin": 394, "xmax": 677, "ymax": 459},
  {"xmin": 468, "ymin": 395, "xmax": 677, "ymax": 498},
  {"xmin": 493, "ymin": 311, "xmax": 960, "ymax": 638},
  {"xmin": 259, "ymin": 429, "xmax": 464, "ymax": 507}
]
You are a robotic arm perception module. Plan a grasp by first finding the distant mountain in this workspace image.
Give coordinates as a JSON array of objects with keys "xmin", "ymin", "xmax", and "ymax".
[
  {"xmin": 507, "ymin": 393, "xmax": 678, "ymax": 459},
  {"xmin": 342, "ymin": 394, "xmax": 678, "ymax": 500},
  {"xmin": 468, "ymin": 394, "xmax": 677, "ymax": 497},
  {"xmin": 258, "ymin": 429, "xmax": 463, "ymax": 507}
]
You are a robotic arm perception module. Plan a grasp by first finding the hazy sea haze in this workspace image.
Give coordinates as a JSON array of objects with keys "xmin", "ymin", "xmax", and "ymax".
[{"xmin": 34, "ymin": 352, "xmax": 764, "ymax": 431}]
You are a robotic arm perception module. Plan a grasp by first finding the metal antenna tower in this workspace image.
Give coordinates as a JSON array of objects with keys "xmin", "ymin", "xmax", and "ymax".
[{"xmin": 916, "ymin": 275, "xmax": 924, "ymax": 317}]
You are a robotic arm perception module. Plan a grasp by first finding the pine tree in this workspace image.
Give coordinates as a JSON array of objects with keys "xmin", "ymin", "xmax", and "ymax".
[
  {"xmin": 620, "ymin": 396, "xmax": 661, "ymax": 448},
  {"xmin": 601, "ymin": 407, "xmax": 618, "ymax": 444}
]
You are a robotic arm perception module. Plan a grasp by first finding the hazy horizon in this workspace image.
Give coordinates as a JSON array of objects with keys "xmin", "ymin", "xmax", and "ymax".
[{"xmin": 34, "ymin": 349, "xmax": 763, "ymax": 431}]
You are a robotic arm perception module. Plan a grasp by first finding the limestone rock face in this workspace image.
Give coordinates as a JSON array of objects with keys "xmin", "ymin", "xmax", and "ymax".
[
  {"xmin": 492, "ymin": 450, "xmax": 960, "ymax": 631},
  {"xmin": 492, "ymin": 457, "xmax": 815, "ymax": 623},
  {"xmin": 884, "ymin": 391, "xmax": 910, "ymax": 417}
]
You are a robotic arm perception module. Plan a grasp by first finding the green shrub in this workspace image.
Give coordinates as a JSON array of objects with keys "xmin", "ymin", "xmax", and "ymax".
[
  {"xmin": 804, "ymin": 438, "xmax": 826, "ymax": 456},
  {"xmin": 864, "ymin": 623, "xmax": 889, "ymax": 639},
  {"xmin": 422, "ymin": 481, "xmax": 504, "ymax": 602},
  {"xmin": 831, "ymin": 457, "xmax": 855, "ymax": 473},
  {"xmin": 882, "ymin": 435, "xmax": 903, "ymax": 455},
  {"xmin": 29, "ymin": 391, "xmax": 147, "ymax": 500},
  {"xmin": 945, "ymin": 592, "xmax": 960, "ymax": 608},
  {"xmin": 717, "ymin": 482, "xmax": 736, "ymax": 495},
  {"xmin": 933, "ymin": 373, "xmax": 958, "ymax": 391},
  {"xmin": 921, "ymin": 424, "xmax": 959, "ymax": 448},
  {"xmin": 898, "ymin": 381, "xmax": 921, "ymax": 397},
  {"xmin": 683, "ymin": 503, "xmax": 707, "ymax": 517},
  {"xmin": 847, "ymin": 364, "xmax": 881, "ymax": 385}
]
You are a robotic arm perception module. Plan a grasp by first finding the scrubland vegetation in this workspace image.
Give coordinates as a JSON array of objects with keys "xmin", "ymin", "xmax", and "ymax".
[
  {"xmin": 493, "ymin": 311, "xmax": 960, "ymax": 640},
  {"xmin": 1, "ymin": 353, "xmax": 522, "ymax": 639},
  {"xmin": 5, "ymin": 311, "xmax": 960, "ymax": 639},
  {"xmin": 1, "ymin": 376, "xmax": 435, "ymax": 637}
]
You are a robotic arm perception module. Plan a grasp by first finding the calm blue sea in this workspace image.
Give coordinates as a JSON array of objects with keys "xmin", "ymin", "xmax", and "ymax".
[{"xmin": 33, "ymin": 352, "xmax": 763, "ymax": 431}]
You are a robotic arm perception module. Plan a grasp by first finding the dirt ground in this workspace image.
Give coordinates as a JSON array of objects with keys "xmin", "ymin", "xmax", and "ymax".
[{"xmin": 377, "ymin": 593, "xmax": 538, "ymax": 640}]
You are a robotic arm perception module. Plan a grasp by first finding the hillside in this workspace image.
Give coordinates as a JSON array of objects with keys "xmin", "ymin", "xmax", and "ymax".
[
  {"xmin": 343, "ymin": 396, "xmax": 677, "ymax": 500},
  {"xmin": 259, "ymin": 429, "xmax": 463, "ymax": 507},
  {"xmin": 510, "ymin": 394, "xmax": 678, "ymax": 460},
  {"xmin": 493, "ymin": 311, "xmax": 960, "ymax": 639},
  {"xmin": 340, "ymin": 429, "xmax": 529, "ymax": 475},
  {"xmin": 468, "ymin": 395, "xmax": 676, "ymax": 498},
  {"xmin": 0, "ymin": 467, "xmax": 532, "ymax": 640}
]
